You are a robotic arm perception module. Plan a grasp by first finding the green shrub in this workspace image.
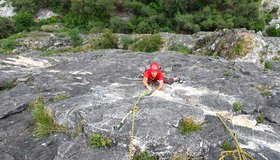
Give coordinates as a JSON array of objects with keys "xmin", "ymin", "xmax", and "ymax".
[
  {"xmin": 31, "ymin": 98, "xmax": 68, "ymax": 138},
  {"xmin": 109, "ymin": 17, "xmax": 132, "ymax": 34},
  {"xmin": 53, "ymin": 94, "xmax": 71, "ymax": 102},
  {"xmin": 0, "ymin": 32, "xmax": 27, "ymax": 53},
  {"xmin": 71, "ymin": 0, "xmax": 115, "ymax": 21},
  {"xmin": 0, "ymin": 17, "xmax": 15, "ymax": 39},
  {"xmin": 133, "ymin": 151, "xmax": 156, "ymax": 160},
  {"xmin": 266, "ymin": 26, "xmax": 280, "ymax": 37},
  {"xmin": 13, "ymin": 10, "xmax": 34, "ymax": 32},
  {"xmin": 270, "ymin": 7, "xmax": 279, "ymax": 14},
  {"xmin": 11, "ymin": 0, "xmax": 60, "ymax": 13},
  {"xmin": 0, "ymin": 81, "xmax": 16, "ymax": 91},
  {"xmin": 131, "ymin": 34, "xmax": 163, "ymax": 52},
  {"xmin": 0, "ymin": 38, "xmax": 16, "ymax": 52},
  {"xmin": 232, "ymin": 102, "xmax": 242, "ymax": 112},
  {"xmin": 264, "ymin": 61, "xmax": 273, "ymax": 70},
  {"xmin": 38, "ymin": 16, "xmax": 62, "ymax": 26},
  {"xmin": 64, "ymin": 12, "xmax": 88, "ymax": 29},
  {"xmin": 121, "ymin": 36, "xmax": 135, "ymax": 50},
  {"xmin": 51, "ymin": 0, "xmax": 71, "ymax": 14},
  {"xmin": 178, "ymin": 117, "xmax": 203, "ymax": 135},
  {"xmin": 249, "ymin": 18, "xmax": 266, "ymax": 32},
  {"xmin": 68, "ymin": 28, "xmax": 83, "ymax": 47},
  {"xmin": 262, "ymin": 12, "xmax": 272, "ymax": 24},
  {"xmin": 170, "ymin": 44, "xmax": 191, "ymax": 55},
  {"xmin": 94, "ymin": 32, "xmax": 118, "ymax": 49},
  {"xmin": 256, "ymin": 113, "xmax": 266, "ymax": 123},
  {"xmin": 10, "ymin": 0, "xmax": 37, "ymax": 13},
  {"xmin": 121, "ymin": 0, "xmax": 145, "ymax": 14},
  {"xmin": 57, "ymin": 32, "xmax": 67, "ymax": 38},
  {"xmin": 135, "ymin": 21, "xmax": 153, "ymax": 34},
  {"xmin": 88, "ymin": 133, "xmax": 112, "ymax": 148},
  {"xmin": 222, "ymin": 140, "xmax": 233, "ymax": 151},
  {"xmin": 88, "ymin": 21, "xmax": 107, "ymax": 33},
  {"xmin": 175, "ymin": 13, "xmax": 200, "ymax": 33}
]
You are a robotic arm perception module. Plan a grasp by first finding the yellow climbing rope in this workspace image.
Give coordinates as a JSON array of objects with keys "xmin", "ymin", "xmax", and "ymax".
[
  {"xmin": 217, "ymin": 113, "xmax": 255, "ymax": 160},
  {"xmin": 128, "ymin": 90, "xmax": 148, "ymax": 160}
]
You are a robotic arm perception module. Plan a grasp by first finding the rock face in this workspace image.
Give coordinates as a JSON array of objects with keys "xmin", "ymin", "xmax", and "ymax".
[
  {"xmin": 192, "ymin": 29, "xmax": 280, "ymax": 68},
  {"xmin": 0, "ymin": 0, "xmax": 15, "ymax": 17},
  {"xmin": 36, "ymin": 9, "xmax": 58, "ymax": 20},
  {"xmin": 12, "ymin": 31, "xmax": 71, "ymax": 54},
  {"xmin": 0, "ymin": 48, "xmax": 279, "ymax": 160}
]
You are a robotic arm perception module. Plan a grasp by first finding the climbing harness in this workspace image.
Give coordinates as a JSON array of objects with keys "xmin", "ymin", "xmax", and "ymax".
[
  {"xmin": 128, "ymin": 90, "xmax": 148, "ymax": 160},
  {"xmin": 217, "ymin": 113, "xmax": 255, "ymax": 160}
]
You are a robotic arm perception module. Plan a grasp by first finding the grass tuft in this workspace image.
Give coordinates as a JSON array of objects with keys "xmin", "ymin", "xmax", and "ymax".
[
  {"xmin": 88, "ymin": 133, "xmax": 112, "ymax": 148},
  {"xmin": 256, "ymin": 85, "xmax": 272, "ymax": 97},
  {"xmin": 222, "ymin": 140, "xmax": 233, "ymax": 151},
  {"xmin": 68, "ymin": 28, "xmax": 83, "ymax": 47},
  {"xmin": 30, "ymin": 97, "xmax": 68, "ymax": 138},
  {"xmin": 223, "ymin": 70, "xmax": 230, "ymax": 76},
  {"xmin": 178, "ymin": 117, "xmax": 203, "ymax": 135},
  {"xmin": 232, "ymin": 102, "xmax": 242, "ymax": 112},
  {"xmin": 256, "ymin": 112, "xmax": 266, "ymax": 124},
  {"xmin": 53, "ymin": 94, "xmax": 71, "ymax": 102},
  {"xmin": 170, "ymin": 44, "xmax": 191, "ymax": 55},
  {"xmin": 133, "ymin": 151, "xmax": 156, "ymax": 160},
  {"xmin": 71, "ymin": 120, "xmax": 85, "ymax": 139},
  {"xmin": 0, "ymin": 81, "xmax": 16, "ymax": 91},
  {"xmin": 170, "ymin": 151, "xmax": 204, "ymax": 160}
]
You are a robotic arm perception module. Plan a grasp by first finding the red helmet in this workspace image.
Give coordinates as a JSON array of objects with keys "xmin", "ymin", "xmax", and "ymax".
[{"xmin": 150, "ymin": 62, "xmax": 159, "ymax": 72}]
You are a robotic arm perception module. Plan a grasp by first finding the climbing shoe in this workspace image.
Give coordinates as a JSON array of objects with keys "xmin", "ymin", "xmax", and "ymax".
[
  {"xmin": 174, "ymin": 78, "xmax": 183, "ymax": 84},
  {"xmin": 178, "ymin": 78, "xmax": 183, "ymax": 84}
]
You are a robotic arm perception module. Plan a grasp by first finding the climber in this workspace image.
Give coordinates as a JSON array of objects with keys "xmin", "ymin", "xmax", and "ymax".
[{"xmin": 142, "ymin": 61, "xmax": 183, "ymax": 91}]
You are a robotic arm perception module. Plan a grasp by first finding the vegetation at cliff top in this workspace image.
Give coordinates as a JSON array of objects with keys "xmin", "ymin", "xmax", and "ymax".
[{"xmin": 0, "ymin": 0, "xmax": 275, "ymax": 39}]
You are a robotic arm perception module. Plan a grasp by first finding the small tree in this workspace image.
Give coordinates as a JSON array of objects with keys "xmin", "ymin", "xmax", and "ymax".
[{"xmin": 109, "ymin": 17, "xmax": 132, "ymax": 33}]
